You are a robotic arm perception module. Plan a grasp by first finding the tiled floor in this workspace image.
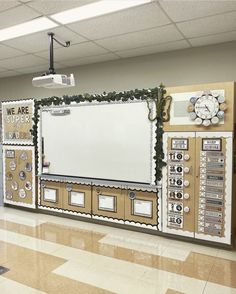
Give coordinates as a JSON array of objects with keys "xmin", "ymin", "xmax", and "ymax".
[{"xmin": 0, "ymin": 207, "xmax": 235, "ymax": 293}]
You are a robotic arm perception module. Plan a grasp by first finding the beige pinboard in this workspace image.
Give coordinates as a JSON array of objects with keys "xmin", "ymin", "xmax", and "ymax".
[
  {"xmin": 92, "ymin": 186, "xmax": 125, "ymax": 220},
  {"xmin": 164, "ymin": 82, "xmax": 235, "ymax": 132},
  {"xmin": 124, "ymin": 190, "xmax": 158, "ymax": 225}
]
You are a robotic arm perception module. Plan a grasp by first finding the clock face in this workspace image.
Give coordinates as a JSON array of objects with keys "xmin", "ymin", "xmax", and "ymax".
[{"xmin": 194, "ymin": 95, "xmax": 219, "ymax": 120}]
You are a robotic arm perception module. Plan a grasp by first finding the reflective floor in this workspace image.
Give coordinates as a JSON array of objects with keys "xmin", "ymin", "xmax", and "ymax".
[{"xmin": 0, "ymin": 206, "xmax": 235, "ymax": 294}]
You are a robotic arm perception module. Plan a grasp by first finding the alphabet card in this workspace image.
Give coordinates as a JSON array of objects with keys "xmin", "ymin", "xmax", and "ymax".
[{"xmin": 2, "ymin": 99, "xmax": 34, "ymax": 144}]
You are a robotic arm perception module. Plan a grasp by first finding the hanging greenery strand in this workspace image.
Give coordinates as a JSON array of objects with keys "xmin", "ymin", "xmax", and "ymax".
[{"xmin": 30, "ymin": 85, "xmax": 170, "ymax": 183}]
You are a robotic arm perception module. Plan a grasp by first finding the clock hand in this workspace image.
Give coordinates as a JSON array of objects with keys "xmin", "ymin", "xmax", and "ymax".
[{"xmin": 205, "ymin": 105, "xmax": 210, "ymax": 112}]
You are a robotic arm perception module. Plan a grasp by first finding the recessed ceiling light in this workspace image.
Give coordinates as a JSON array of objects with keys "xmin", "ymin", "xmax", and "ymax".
[
  {"xmin": 51, "ymin": 0, "xmax": 151, "ymax": 24},
  {"xmin": 0, "ymin": 17, "xmax": 58, "ymax": 42}
]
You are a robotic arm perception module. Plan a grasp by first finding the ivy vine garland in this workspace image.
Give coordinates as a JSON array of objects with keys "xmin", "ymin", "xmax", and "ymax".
[{"xmin": 31, "ymin": 84, "xmax": 170, "ymax": 183}]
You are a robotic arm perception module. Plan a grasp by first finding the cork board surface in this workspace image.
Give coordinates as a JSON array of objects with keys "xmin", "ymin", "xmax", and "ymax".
[
  {"xmin": 4, "ymin": 147, "xmax": 34, "ymax": 205},
  {"xmin": 92, "ymin": 186, "xmax": 125, "ymax": 219},
  {"xmin": 40, "ymin": 181, "xmax": 63, "ymax": 209},
  {"xmin": 62, "ymin": 183, "xmax": 92, "ymax": 214},
  {"xmin": 124, "ymin": 191, "xmax": 158, "ymax": 225},
  {"xmin": 164, "ymin": 82, "xmax": 235, "ymax": 132}
]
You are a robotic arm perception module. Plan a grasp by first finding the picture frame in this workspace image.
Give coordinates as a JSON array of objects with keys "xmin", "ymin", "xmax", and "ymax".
[
  {"xmin": 6, "ymin": 150, "xmax": 15, "ymax": 158},
  {"xmin": 132, "ymin": 199, "xmax": 153, "ymax": 218},
  {"xmin": 68, "ymin": 191, "xmax": 85, "ymax": 207},
  {"xmin": 43, "ymin": 188, "xmax": 57, "ymax": 203},
  {"xmin": 98, "ymin": 194, "xmax": 116, "ymax": 212}
]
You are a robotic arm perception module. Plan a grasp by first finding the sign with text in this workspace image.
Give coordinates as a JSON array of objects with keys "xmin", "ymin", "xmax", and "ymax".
[{"xmin": 2, "ymin": 100, "xmax": 34, "ymax": 144}]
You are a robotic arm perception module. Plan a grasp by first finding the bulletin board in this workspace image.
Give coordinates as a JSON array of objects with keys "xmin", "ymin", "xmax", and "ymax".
[
  {"xmin": 2, "ymin": 99, "xmax": 34, "ymax": 145},
  {"xmin": 3, "ymin": 145, "xmax": 36, "ymax": 208}
]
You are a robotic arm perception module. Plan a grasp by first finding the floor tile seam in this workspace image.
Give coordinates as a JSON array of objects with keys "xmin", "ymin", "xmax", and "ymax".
[
  {"xmin": 53, "ymin": 259, "xmax": 148, "ymax": 281},
  {"xmin": 202, "ymin": 281, "xmax": 209, "ymax": 294},
  {"xmin": 54, "ymin": 259, "xmax": 209, "ymax": 294},
  {"xmin": 1, "ymin": 233, "xmax": 217, "ymax": 286},
  {"xmin": 1, "ymin": 208, "xmax": 156, "ymax": 237},
  {"xmin": 0, "ymin": 239, "xmax": 68, "ymax": 271},
  {"xmin": 44, "ymin": 271, "xmax": 115, "ymax": 294},
  {"xmin": 204, "ymin": 255, "xmax": 236, "ymax": 290},
  {"xmin": 4, "ymin": 263, "xmax": 67, "ymax": 280},
  {"xmin": 1, "ymin": 215, "xmax": 224, "ymax": 261},
  {"xmin": 0, "ymin": 278, "xmax": 47, "ymax": 294},
  {"xmin": 38, "ymin": 221, "xmax": 107, "ymax": 239},
  {"xmin": 100, "ymin": 235, "xmax": 221, "ymax": 261},
  {"xmin": 0, "ymin": 219, "xmax": 107, "ymax": 244},
  {"xmin": 0, "ymin": 216, "xmax": 47, "ymax": 228},
  {"xmin": 0, "ymin": 238, "xmax": 231, "ymax": 291},
  {"xmin": 1, "ymin": 249, "xmax": 68, "ymax": 272},
  {"xmin": 98, "ymin": 239, "xmax": 167, "ymax": 259},
  {"xmin": 206, "ymin": 249, "xmax": 223, "ymax": 280},
  {"xmin": 0, "ymin": 225, "xmax": 233, "ymax": 288},
  {"xmin": 99, "ymin": 235, "xmax": 169, "ymax": 251},
  {"xmin": 0, "ymin": 277, "xmax": 6, "ymax": 285},
  {"xmin": 0, "ymin": 226, "xmax": 174, "ymax": 268}
]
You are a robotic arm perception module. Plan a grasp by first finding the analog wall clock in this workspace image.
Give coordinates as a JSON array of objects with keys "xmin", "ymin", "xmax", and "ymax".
[{"xmin": 187, "ymin": 90, "xmax": 227, "ymax": 126}]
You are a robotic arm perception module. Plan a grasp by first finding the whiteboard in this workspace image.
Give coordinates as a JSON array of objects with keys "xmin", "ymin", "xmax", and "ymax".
[{"xmin": 41, "ymin": 101, "xmax": 154, "ymax": 184}]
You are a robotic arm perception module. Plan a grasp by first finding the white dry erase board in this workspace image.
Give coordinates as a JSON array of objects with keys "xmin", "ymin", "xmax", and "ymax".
[{"xmin": 41, "ymin": 101, "xmax": 155, "ymax": 184}]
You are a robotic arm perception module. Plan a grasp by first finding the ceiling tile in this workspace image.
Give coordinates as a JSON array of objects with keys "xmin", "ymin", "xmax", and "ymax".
[
  {"xmin": 95, "ymin": 24, "xmax": 183, "ymax": 52},
  {"xmin": 0, "ymin": 1, "xmax": 20, "ymax": 12},
  {"xmin": 61, "ymin": 53, "xmax": 120, "ymax": 67},
  {"xmin": 0, "ymin": 4, "xmax": 41, "ymax": 29},
  {"xmin": 17, "ymin": 62, "xmax": 61, "ymax": 74},
  {"xmin": 0, "ymin": 70, "xmax": 21, "ymax": 78},
  {"xmin": 67, "ymin": 2, "xmax": 170, "ymax": 40},
  {"xmin": 0, "ymin": 54, "xmax": 47, "ymax": 69},
  {"xmin": 35, "ymin": 42, "xmax": 109, "ymax": 61},
  {"xmin": 0, "ymin": 44, "xmax": 25, "ymax": 59},
  {"xmin": 160, "ymin": 0, "xmax": 236, "ymax": 22},
  {"xmin": 3, "ymin": 26, "xmax": 87, "ymax": 53},
  {"xmin": 27, "ymin": 0, "xmax": 97, "ymax": 15},
  {"xmin": 177, "ymin": 11, "xmax": 236, "ymax": 38},
  {"xmin": 189, "ymin": 31, "xmax": 236, "ymax": 47},
  {"xmin": 0, "ymin": 67, "xmax": 8, "ymax": 73},
  {"xmin": 116, "ymin": 40, "xmax": 190, "ymax": 58}
]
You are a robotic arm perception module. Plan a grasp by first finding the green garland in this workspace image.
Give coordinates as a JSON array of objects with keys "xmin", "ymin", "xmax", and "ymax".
[{"xmin": 31, "ymin": 85, "xmax": 169, "ymax": 183}]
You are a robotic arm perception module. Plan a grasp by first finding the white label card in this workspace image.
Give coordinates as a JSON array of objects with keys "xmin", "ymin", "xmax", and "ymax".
[
  {"xmin": 98, "ymin": 195, "xmax": 115, "ymax": 211},
  {"xmin": 43, "ymin": 188, "xmax": 57, "ymax": 202},
  {"xmin": 133, "ymin": 200, "xmax": 152, "ymax": 218},
  {"xmin": 70, "ymin": 191, "xmax": 85, "ymax": 207}
]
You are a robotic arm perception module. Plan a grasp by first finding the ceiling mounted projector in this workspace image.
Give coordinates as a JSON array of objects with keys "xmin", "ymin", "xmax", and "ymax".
[
  {"xmin": 32, "ymin": 32, "xmax": 75, "ymax": 89},
  {"xmin": 32, "ymin": 74, "xmax": 75, "ymax": 88}
]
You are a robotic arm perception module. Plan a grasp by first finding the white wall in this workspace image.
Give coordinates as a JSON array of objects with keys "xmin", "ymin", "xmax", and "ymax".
[{"xmin": 0, "ymin": 41, "xmax": 236, "ymax": 100}]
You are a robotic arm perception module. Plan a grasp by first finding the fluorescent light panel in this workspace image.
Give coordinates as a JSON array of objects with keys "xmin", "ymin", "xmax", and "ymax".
[
  {"xmin": 51, "ymin": 0, "xmax": 151, "ymax": 24},
  {"xmin": 0, "ymin": 17, "xmax": 58, "ymax": 42}
]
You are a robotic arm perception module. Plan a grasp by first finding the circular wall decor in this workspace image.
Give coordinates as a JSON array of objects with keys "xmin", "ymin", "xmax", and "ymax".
[
  {"xmin": 66, "ymin": 183, "xmax": 73, "ymax": 192},
  {"xmin": 9, "ymin": 161, "xmax": 16, "ymax": 171},
  {"xmin": 25, "ymin": 162, "xmax": 32, "ymax": 172},
  {"xmin": 128, "ymin": 191, "xmax": 136, "ymax": 200},
  {"xmin": 19, "ymin": 189, "xmax": 26, "ymax": 199},
  {"xmin": 6, "ymin": 172, "xmax": 13, "ymax": 181},
  {"xmin": 11, "ymin": 181, "xmax": 18, "ymax": 191},
  {"xmin": 25, "ymin": 181, "xmax": 32, "ymax": 191},
  {"xmin": 19, "ymin": 171, "xmax": 26, "ymax": 180},
  {"xmin": 20, "ymin": 152, "xmax": 28, "ymax": 161},
  {"xmin": 6, "ymin": 191, "xmax": 13, "ymax": 199},
  {"xmin": 188, "ymin": 91, "xmax": 227, "ymax": 126}
]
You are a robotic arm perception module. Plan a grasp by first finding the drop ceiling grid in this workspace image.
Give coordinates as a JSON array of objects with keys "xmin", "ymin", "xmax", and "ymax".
[{"xmin": 0, "ymin": 0, "xmax": 236, "ymax": 77}]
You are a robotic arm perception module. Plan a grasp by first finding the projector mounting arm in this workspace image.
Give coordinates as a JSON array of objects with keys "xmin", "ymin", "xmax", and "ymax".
[{"xmin": 48, "ymin": 32, "xmax": 70, "ymax": 74}]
